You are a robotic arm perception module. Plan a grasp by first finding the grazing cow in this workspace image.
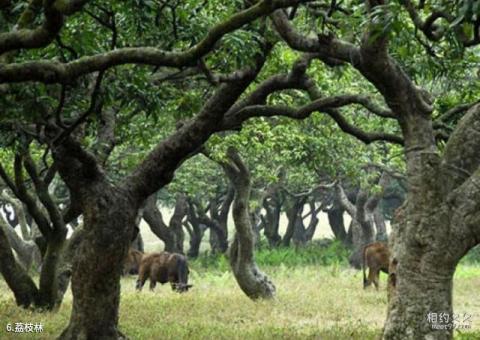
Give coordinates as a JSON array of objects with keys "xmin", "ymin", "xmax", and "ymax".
[
  {"xmin": 123, "ymin": 248, "xmax": 143, "ymax": 276},
  {"xmin": 362, "ymin": 242, "xmax": 389, "ymax": 289},
  {"xmin": 136, "ymin": 251, "xmax": 192, "ymax": 293}
]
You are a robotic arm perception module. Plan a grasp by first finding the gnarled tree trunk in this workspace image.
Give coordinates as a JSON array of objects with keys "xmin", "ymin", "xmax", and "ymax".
[
  {"xmin": 262, "ymin": 190, "xmax": 283, "ymax": 247},
  {"xmin": 59, "ymin": 185, "xmax": 137, "ymax": 339},
  {"xmin": 0, "ymin": 217, "xmax": 39, "ymax": 307},
  {"xmin": 143, "ymin": 195, "xmax": 178, "ymax": 252},
  {"xmin": 327, "ymin": 204, "xmax": 349, "ymax": 246},
  {"xmin": 185, "ymin": 200, "xmax": 207, "ymax": 258},
  {"xmin": 282, "ymin": 196, "xmax": 306, "ymax": 247},
  {"xmin": 373, "ymin": 207, "xmax": 387, "ymax": 242},
  {"xmin": 208, "ymin": 187, "xmax": 233, "ymax": 254},
  {"xmin": 224, "ymin": 148, "xmax": 275, "ymax": 299}
]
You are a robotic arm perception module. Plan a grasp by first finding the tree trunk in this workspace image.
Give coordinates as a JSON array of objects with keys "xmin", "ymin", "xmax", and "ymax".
[
  {"xmin": 383, "ymin": 205, "xmax": 455, "ymax": 339},
  {"xmin": 0, "ymin": 217, "xmax": 39, "ymax": 307},
  {"xmin": 282, "ymin": 197, "xmax": 305, "ymax": 247},
  {"xmin": 186, "ymin": 202, "xmax": 206, "ymax": 258},
  {"xmin": 187, "ymin": 223, "xmax": 206, "ymax": 258},
  {"xmin": 224, "ymin": 148, "xmax": 275, "ymax": 299},
  {"xmin": 373, "ymin": 207, "xmax": 388, "ymax": 241},
  {"xmin": 37, "ymin": 235, "xmax": 66, "ymax": 309},
  {"xmin": 55, "ymin": 226, "xmax": 85, "ymax": 307},
  {"xmin": 143, "ymin": 195, "xmax": 177, "ymax": 252},
  {"xmin": 262, "ymin": 196, "xmax": 282, "ymax": 247},
  {"xmin": 250, "ymin": 208, "xmax": 262, "ymax": 248},
  {"xmin": 59, "ymin": 186, "xmax": 137, "ymax": 339},
  {"xmin": 131, "ymin": 232, "xmax": 144, "ymax": 252},
  {"xmin": 169, "ymin": 194, "xmax": 187, "ymax": 254},
  {"xmin": 208, "ymin": 220, "xmax": 229, "ymax": 254},
  {"xmin": 336, "ymin": 185, "xmax": 376, "ymax": 268},
  {"xmin": 292, "ymin": 218, "xmax": 307, "ymax": 247},
  {"xmin": 0, "ymin": 214, "xmax": 41, "ymax": 270},
  {"xmin": 349, "ymin": 216, "xmax": 375, "ymax": 268},
  {"xmin": 327, "ymin": 206, "xmax": 348, "ymax": 245},
  {"xmin": 304, "ymin": 207, "xmax": 319, "ymax": 242},
  {"xmin": 208, "ymin": 191, "xmax": 231, "ymax": 254}
]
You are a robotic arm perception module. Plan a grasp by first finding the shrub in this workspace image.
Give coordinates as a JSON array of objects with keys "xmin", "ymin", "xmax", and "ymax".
[{"xmin": 190, "ymin": 239, "xmax": 350, "ymax": 272}]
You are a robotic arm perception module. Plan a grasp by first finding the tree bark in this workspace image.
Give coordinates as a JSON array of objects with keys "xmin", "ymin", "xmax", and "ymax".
[
  {"xmin": 0, "ymin": 217, "xmax": 39, "ymax": 307},
  {"xmin": 384, "ymin": 202, "xmax": 455, "ymax": 339},
  {"xmin": 59, "ymin": 185, "xmax": 137, "ymax": 339},
  {"xmin": 37, "ymin": 235, "xmax": 66, "ymax": 309},
  {"xmin": 262, "ymin": 193, "xmax": 282, "ymax": 247},
  {"xmin": 0, "ymin": 213, "xmax": 41, "ymax": 270},
  {"xmin": 327, "ymin": 206, "xmax": 348, "ymax": 245},
  {"xmin": 293, "ymin": 200, "xmax": 320, "ymax": 246},
  {"xmin": 224, "ymin": 148, "xmax": 275, "ymax": 299},
  {"xmin": 208, "ymin": 189, "xmax": 233, "ymax": 254},
  {"xmin": 185, "ymin": 201, "xmax": 206, "ymax": 258},
  {"xmin": 282, "ymin": 197, "xmax": 305, "ymax": 247},
  {"xmin": 373, "ymin": 207, "xmax": 388, "ymax": 241},
  {"xmin": 169, "ymin": 194, "xmax": 188, "ymax": 254},
  {"xmin": 143, "ymin": 195, "xmax": 177, "ymax": 252}
]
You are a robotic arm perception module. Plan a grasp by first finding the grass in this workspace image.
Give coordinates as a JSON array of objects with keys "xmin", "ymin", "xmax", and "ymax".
[{"xmin": 0, "ymin": 259, "xmax": 479, "ymax": 340}]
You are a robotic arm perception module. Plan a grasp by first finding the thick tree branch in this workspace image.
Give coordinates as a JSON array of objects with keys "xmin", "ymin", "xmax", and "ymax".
[
  {"xmin": 270, "ymin": 10, "xmax": 359, "ymax": 64},
  {"xmin": 282, "ymin": 181, "xmax": 336, "ymax": 198},
  {"xmin": 335, "ymin": 183, "xmax": 356, "ymax": 217},
  {"xmin": 221, "ymin": 96, "xmax": 404, "ymax": 145},
  {"xmin": 441, "ymin": 104, "xmax": 480, "ymax": 193},
  {"xmin": 0, "ymin": 0, "xmax": 89, "ymax": 55},
  {"xmin": 0, "ymin": 0, "xmax": 307, "ymax": 84},
  {"xmin": 125, "ymin": 63, "xmax": 261, "ymax": 201},
  {"xmin": 12, "ymin": 154, "xmax": 52, "ymax": 239},
  {"xmin": 23, "ymin": 155, "xmax": 66, "ymax": 236}
]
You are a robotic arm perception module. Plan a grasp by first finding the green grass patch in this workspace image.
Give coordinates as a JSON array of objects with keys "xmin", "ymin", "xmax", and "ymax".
[
  {"xmin": 0, "ymin": 263, "xmax": 478, "ymax": 339},
  {"xmin": 191, "ymin": 239, "xmax": 350, "ymax": 273},
  {"xmin": 0, "ymin": 242, "xmax": 478, "ymax": 339}
]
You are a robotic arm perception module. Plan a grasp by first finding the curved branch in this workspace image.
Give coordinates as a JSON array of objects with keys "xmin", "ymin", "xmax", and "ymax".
[
  {"xmin": 270, "ymin": 10, "xmax": 359, "ymax": 64},
  {"xmin": 221, "ymin": 97, "xmax": 404, "ymax": 145},
  {"xmin": 441, "ymin": 104, "xmax": 480, "ymax": 192},
  {"xmin": 0, "ymin": 0, "xmax": 306, "ymax": 84},
  {"xmin": 335, "ymin": 183, "xmax": 356, "ymax": 217},
  {"xmin": 0, "ymin": 0, "xmax": 89, "ymax": 55}
]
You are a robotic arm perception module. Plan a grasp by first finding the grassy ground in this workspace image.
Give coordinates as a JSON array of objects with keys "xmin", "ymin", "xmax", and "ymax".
[{"xmin": 0, "ymin": 260, "xmax": 479, "ymax": 340}]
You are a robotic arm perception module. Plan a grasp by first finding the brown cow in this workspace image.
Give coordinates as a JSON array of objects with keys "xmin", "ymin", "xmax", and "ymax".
[
  {"xmin": 136, "ymin": 251, "xmax": 192, "ymax": 293},
  {"xmin": 123, "ymin": 248, "xmax": 143, "ymax": 276},
  {"xmin": 362, "ymin": 242, "xmax": 389, "ymax": 289}
]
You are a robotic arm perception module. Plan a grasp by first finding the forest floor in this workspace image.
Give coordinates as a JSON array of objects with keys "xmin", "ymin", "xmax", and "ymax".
[{"xmin": 0, "ymin": 263, "xmax": 479, "ymax": 339}]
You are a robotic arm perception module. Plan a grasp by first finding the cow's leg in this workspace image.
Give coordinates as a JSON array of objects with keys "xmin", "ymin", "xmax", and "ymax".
[
  {"xmin": 149, "ymin": 278, "xmax": 157, "ymax": 291},
  {"xmin": 169, "ymin": 274, "xmax": 177, "ymax": 291},
  {"xmin": 372, "ymin": 269, "xmax": 380, "ymax": 289},
  {"xmin": 365, "ymin": 268, "xmax": 375, "ymax": 288},
  {"xmin": 135, "ymin": 271, "xmax": 148, "ymax": 291}
]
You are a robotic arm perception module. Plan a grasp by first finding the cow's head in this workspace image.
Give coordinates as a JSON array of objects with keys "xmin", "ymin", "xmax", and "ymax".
[{"xmin": 174, "ymin": 283, "xmax": 193, "ymax": 293}]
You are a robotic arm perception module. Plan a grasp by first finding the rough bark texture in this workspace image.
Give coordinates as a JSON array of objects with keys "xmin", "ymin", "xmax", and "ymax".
[
  {"xmin": 327, "ymin": 205, "xmax": 348, "ymax": 246},
  {"xmin": 0, "ymin": 217, "xmax": 39, "ymax": 307},
  {"xmin": 58, "ymin": 185, "xmax": 137, "ymax": 340},
  {"xmin": 170, "ymin": 194, "xmax": 187, "ymax": 254},
  {"xmin": 143, "ymin": 195, "xmax": 178, "ymax": 252},
  {"xmin": 336, "ymin": 186, "xmax": 374, "ymax": 268},
  {"xmin": 0, "ymin": 214, "xmax": 41, "ymax": 271},
  {"xmin": 37, "ymin": 235, "xmax": 66, "ymax": 309},
  {"xmin": 262, "ymin": 192, "xmax": 282, "ymax": 247},
  {"xmin": 224, "ymin": 149, "xmax": 276, "ymax": 299},
  {"xmin": 207, "ymin": 188, "xmax": 233, "ymax": 254},
  {"xmin": 185, "ymin": 201, "xmax": 207, "ymax": 258},
  {"xmin": 282, "ymin": 197, "xmax": 306, "ymax": 247},
  {"xmin": 293, "ymin": 200, "xmax": 321, "ymax": 247},
  {"xmin": 374, "ymin": 207, "xmax": 388, "ymax": 241}
]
